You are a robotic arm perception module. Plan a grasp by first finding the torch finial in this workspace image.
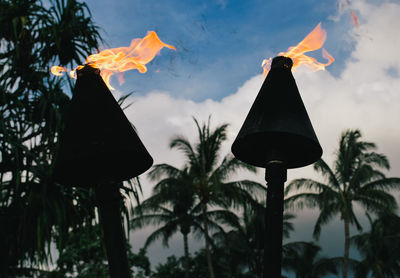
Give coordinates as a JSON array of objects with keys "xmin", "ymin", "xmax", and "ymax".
[
  {"xmin": 271, "ymin": 56, "xmax": 293, "ymax": 70},
  {"xmin": 77, "ymin": 64, "xmax": 101, "ymax": 78}
]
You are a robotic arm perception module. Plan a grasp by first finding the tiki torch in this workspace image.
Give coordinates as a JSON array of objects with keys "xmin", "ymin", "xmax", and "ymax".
[
  {"xmin": 53, "ymin": 65, "xmax": 153, "ymax": 278},
  {"xmin": 231, "ymin": 56, "xmax": 322, "ymax": 277},
  {"xmin": 49, "ymin": 31, "xmax": 175, "ymax": 278}
]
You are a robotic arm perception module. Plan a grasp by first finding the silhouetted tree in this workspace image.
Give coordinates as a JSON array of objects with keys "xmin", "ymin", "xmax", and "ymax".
[
  {"xmin": 166, "ymin": 117, "xmax": 266, "ymax": 278},
  {"xmin": 351, "ymin": 213, "xmax": 400, "ymax": 278},
  {"xmin": 285, "ymin": 129, "xmax": 400, "ymax": 278},
  {"xmin": 151, "ymin": 256, "xmax": 186, "ymax": 278},
  {"xmin": 0, "ymin": 0, "xmax": 121, "ymax": 275},
  {"xmin": 213, "ymin": 202, "xmax": 294, "ymax": 277},
  {"xmin": 282, "ymin": 241, "xmax": 339, "ymax": 278},
  {"xmin": 131, "ymin": 167, "xmax": 203, "ymax": 278}
]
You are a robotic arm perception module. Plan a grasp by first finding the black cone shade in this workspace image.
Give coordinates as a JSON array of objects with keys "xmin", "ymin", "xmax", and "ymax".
[
  {"xmin": 53, "ymin": 66, "xmax": 153, "ymax": 186},
  {"xmin": 231, "ymin": 56, "xmax": 322, "ymax": 169}
]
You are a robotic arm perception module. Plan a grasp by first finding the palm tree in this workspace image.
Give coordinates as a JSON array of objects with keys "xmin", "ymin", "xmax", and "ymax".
[
  {"xmin": 282, "ymin": 241, "xmax": 339, "ymax": 278},
  {"xmin": 132, "ymin": 165, "xmax": 241, "ymax": 278},
  {"xmin": 285, "ymin": 129, "xmax": 400, "ymax": 278},
  {"xmin": 0, "ymin": 0, "xmax": 105, "ymax": 274},
  {"xmin": 40, "ymin": 0, "xmax": 103, "ymax": 67},
  {"xmin": 131, "ymin": 167, "xmax": 200, "ymax": 278},
  {"xmin": 169, "ymin": 116, "xmax": 266, "ymax": 278},
  {"xmin": 351, "ymin": 213, "xmax": 400, "ymax": 278},
  {"xmin": 213, "ymin": 202, "xmax": 295, "ymax": 277}
]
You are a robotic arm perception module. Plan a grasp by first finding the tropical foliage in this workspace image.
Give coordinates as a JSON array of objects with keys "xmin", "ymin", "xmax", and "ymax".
[
  {"xmin": 351, "ymin": 213, "xmax": 400, "ymax": 278},
  {"xmin": 1, "ymin": 0, "xmax": 400, "ymax": 277},
  {"xmin": 0, "ymin": 0, "xmax": 102, "ymax": 274},
  {"xmin": 130, "ymin": 166, "xmax": 204, "ymax": 278},
  {"xmin": 131, "ymin": 117, "xmax": 266, "ymax": 278},
  {"xmin": 0, "ymin": 0, "xmax": 139, "ymax": 276},
  {"xmin": 52, "ymin": 224, "xmax": 150, "ymax": 278},
  {"xmin": 212, "ymin": 202, "xmax": 295, "ymax": 277},
  {"xmin": 282, "ymin": 241, "xmax": 339, "ymax": 278},
  {"xmin": 285, "ymin": 129, "xmax": 400, "ymax": 278}
]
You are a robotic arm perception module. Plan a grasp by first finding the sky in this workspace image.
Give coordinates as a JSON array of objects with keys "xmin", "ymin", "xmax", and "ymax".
[{"xmin": 78, "ymin": 0, "xmax": 400, "ymax": 273}]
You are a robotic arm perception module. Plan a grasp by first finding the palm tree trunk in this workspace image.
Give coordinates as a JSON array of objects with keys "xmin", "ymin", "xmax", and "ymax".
[
  {"xmin": 183, "ymin": 233, "xmax": 190, "ymax": 278},
  {"xmin": 202, "ymin": 203, "xmax": 215, "ymax": 278},
  {"xmin": 342, "ymin": 218, "xmax": 350, "ymax": 278}
]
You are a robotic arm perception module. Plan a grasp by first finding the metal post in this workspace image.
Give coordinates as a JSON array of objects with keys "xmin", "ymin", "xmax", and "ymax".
[
  {"xmin": 95, "ymin": 184, "xmax": 131, "ymax": 278},
  {"xmin": 263, "ymin": 161, "xmax": 287, "ymax": 278}
]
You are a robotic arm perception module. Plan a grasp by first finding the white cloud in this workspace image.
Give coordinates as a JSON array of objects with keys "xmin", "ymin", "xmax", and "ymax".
[{"xmin": 125, "ymin": 0, "xmax": 400, "ymax": 263}]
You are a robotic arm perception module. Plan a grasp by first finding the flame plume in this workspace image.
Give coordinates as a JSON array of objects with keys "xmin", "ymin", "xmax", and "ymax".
[
  {"xmin": 51, "ymin": 66, "xmax": 68, "ymax": 76},
  {"xmin": 262, "ymin": 23, "xmax": 334, "ymax": 76},
  {"xmin": 350, "ymin": 11, "xmax": 359, "ymax": 29},
  {"xmin": 51, "ymin": 31, "xmax": 175, "ymax": 90}
]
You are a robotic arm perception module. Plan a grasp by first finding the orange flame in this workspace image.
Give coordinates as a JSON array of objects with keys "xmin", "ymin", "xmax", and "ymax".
[
  {"xmin": 350, "ymin": 10, "xmax": 359, "ymax": 29},
  {"xmin": 51, "ymin": 66, "xmax": 68, "ymax": 76},
  {"xmin": 51, "ymin": 31, "xmax": 175, "ymax": 90},
  {"xmin": 262, "ymin": 23, "xmax": 334, "ymax": 76}
]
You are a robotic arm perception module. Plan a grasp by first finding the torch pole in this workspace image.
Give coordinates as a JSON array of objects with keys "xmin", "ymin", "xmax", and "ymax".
[
  {"xmin": 95, "ymin": 184, "xmax": 131, "ymax": 278},
  {"xmin": 263, "ymin": 161, "xmax": 287, "ymax": 278}
]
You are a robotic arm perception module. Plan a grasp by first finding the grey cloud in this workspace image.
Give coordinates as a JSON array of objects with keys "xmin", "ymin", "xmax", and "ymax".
[{"xmin": 124, "ymin": 0, "xmax": 400, "ymax": 266}]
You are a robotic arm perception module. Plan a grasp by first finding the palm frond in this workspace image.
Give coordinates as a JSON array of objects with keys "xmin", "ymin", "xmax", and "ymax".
[
  {"xmin": 206, "ymin": 209, "xmax": 240, "ymax": 228},
  {"xmin": 354, "ymin": 189, "xmax": 398, "ymax": 215},
  {"xmin": 169, "ymin": 135, "xmax": 197, "ymax": 165},
  {"xmin": 148, "ymin": 163, "xmax": 182, "ymax": 181},
  {"xmin": 350, "ymin": 164, "xmax": 386, "ymax": 188},
  {"xmin": 135, "ymin": 200, "xmax": 173, "ymax": 215},
  {"xmin": 211, "ymin": 154, "xmax": 257, "ymax": 182},
  {"xmin": 130, "ymin": 213, "xmax": 173, "ymax": 230},
  {"xmin": 360, "ymin": 152, "xmax": 390, "ymax": 170},
  {"xmin": 360, "ymin": 177, "xmax": 400, "ymax": 191},
  {"xmin": 313, "ymin": 257, "xmax": 340, "ymax": 276},
  {"xmin": 211, "ymin": 181, "xmax": 262, "ymax": 210},
  {"xmin": 223, "ymin": 180, "xmax": 266, "ymax": 198},
  {"xmin": 313, "ymin": 159, "xmax": 340, "ymax": 189},
  {"xmin": 313, "ymin": 203, "xmax": 341, "ymax": 239},
  {"xmin": 346, "ymin": 204, "xmax": 363, "ymax": 231},
  {"xmin": 284, "ymin": 193, "xmax": 321, "ymax": 210},
  {"xmin": 285, "ymin": 178, "xmax": 334, "ymax": 196},
  {"xmin": 192, "ymin": 116, "xmax": 228, "ymax": 174},
  {"xmin": 143, "ymin": 222, "xmax": 179, "ymax": 248},
  {"xmin": 283, "ymin": 213, "xmax": 295, "ymax": 239}
]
